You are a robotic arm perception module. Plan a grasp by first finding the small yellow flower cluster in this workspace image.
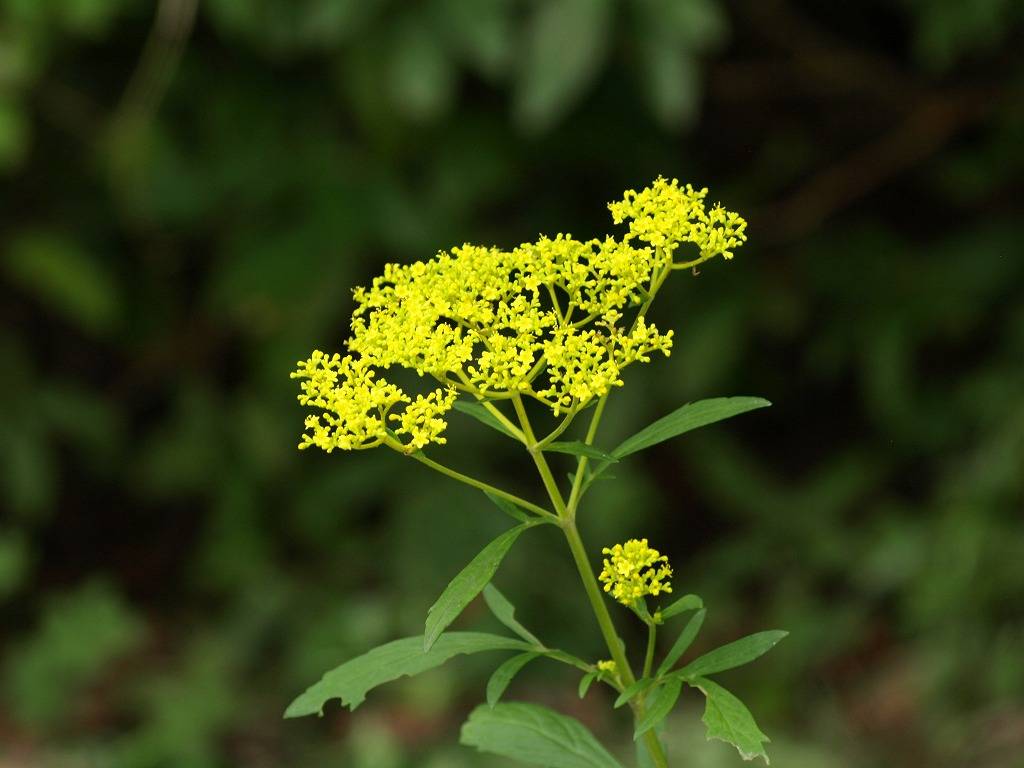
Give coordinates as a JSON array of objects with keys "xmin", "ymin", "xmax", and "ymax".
[
  {"xmin": 599, "ymin": 538, "xmax": 673, "ymax": 606},
  {"xmin": 596, "ymin": 659, "xmax": 618, "ymax": 675},
  {"xmin": 292, "ymin": 178, "xmax": 746, "ymax": 452},
  {"xmin": 609, "ymin": 177, "xmax": 747, "ymax": 264}
]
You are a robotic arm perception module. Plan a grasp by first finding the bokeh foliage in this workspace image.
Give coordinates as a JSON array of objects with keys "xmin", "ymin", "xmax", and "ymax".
[{"xmin": 1, "ymin": 0, "xmax": 1022, "ymax": 766}]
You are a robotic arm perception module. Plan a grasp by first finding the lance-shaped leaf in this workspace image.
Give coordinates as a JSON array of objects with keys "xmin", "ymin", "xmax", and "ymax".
[
  {"xmin": 677, "ymin": 630, "xmax": 787, "ymax": 679},
  {"xmin": 482, "ymin": 583, "xmax": 543, "ymax": 646},
  {"xmin": 634, "ymin": 677, "xmax": 683, "ymax": 740},
  {"xmin": 453, "ymin": 401, "xmax": 519, "ymax": 439},
  {"xmin": 544, "ymin": 441, "xmax": 618, "ymax": 462},
  {"xmin": 484, "ymin": 491, "xmax": 532, "ymax": 523},
  {"xmin": 659, "ymin": 593, "xmax": 703, "ymax": 621},
  {"xmin": 613, "ymin": 397, "xmax": 771, "ymax": 458},
  {"xmin": 461, "ymin": 702, "xmax": 625, "ymax": 768},
  {"xmin": 285, "ymin": 632, "xmax": 532, "ymax": 717},
  {"xmin": 614, "ymin": 676, "xmax": 658, "ymax": 708},
  {"xmin": 486, "ymin": 652, "xmax": 540, "ymax": 706},
  {"xmin": 692, "ymin": 677, "xmax": 771, "ymax": 764},
  {"xmin": 578, "ymin": 669, "xmax": 598, "ymax": 699},
  {"xmin": 425, "ymin": 524, "xmax": 533, "ymax": 651},
  {"xmin": 657, "ymin": 608, "xmax": 706, "ymax": 677}
]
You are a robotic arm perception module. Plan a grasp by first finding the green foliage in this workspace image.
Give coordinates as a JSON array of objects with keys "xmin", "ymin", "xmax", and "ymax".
[
  {"xmin": 633, "ymin": 677, "xmax": 683, "ymax": 740},
  {"xmin": 659, "ymin": 593, "xmax": 703, "ymax": 621},
  {"xmin": 613, "ymin": 397, "xmax": 771, "ymax": 458},
  {"xmin": 286, "ymin": 632, "xmax": 533, "ymax": 717},
  {"xmin": 482, "ymin": 584, "xmax": 544, "ymax": 646},
  {"xmin": 425, "ymin": 524, "xmax": 534, "ymax": 651},
  {"xmin": 657, "ymin": 608, "xmax": 707, "ymax": 677},
  {"xmin": 544, "ymin": 440, "xmax": 620, "ymax": 462},
  {"xmin": 692, "ymin": 678, "xmax": 771, "ymax": 764},
  {"xmin": 677, "ymin": 631, "xmax": 789, "ymax": 679},
  {"xmin": 460, "ymin": 701, "xmax": 625, "ymax": 768},
  {"xmin": 485, "ymin": 651, "xmax": 540, "ymax": 707}
]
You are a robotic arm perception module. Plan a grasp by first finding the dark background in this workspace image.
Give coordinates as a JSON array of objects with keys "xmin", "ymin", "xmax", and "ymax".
[{"xmin": 1, "ymin": 1, "xmax": 1022, "ymax": 766}]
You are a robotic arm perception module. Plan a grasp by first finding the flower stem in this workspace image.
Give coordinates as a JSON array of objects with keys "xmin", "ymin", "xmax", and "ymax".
[
  {"xmin": 403, "ymin": 447, "xmax": 559, "ymax": 523},
  {"xmin": 643, "ymin": 622, "xmax": 657, "ymax": 679}
]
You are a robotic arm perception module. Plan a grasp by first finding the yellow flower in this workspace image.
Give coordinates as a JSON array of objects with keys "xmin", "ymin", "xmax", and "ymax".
[
  {"xmin": 596, "ymin": 660, "xmax": 618, "ymax": 676},
  {"xmin": 608, "ymin": 176, "xmax": 747, "ymax": 264},
  {"xmin": 599, "ymin": 538, "xmax": 673, "ymax": 605},
  {"xmin": 292, "ymin": 178, "xmax": 746, "ymax": 452}
]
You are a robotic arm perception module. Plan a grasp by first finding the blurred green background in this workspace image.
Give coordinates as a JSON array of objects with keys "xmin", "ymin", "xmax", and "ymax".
[{"xmin": 1, "ymin": 1, "xmax": 1023, "ymax": 766}]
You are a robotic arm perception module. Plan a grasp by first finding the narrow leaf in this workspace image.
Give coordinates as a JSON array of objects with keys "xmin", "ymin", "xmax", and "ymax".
[
  {"xmin": 482, "ymin": 583, "xmax": 543, "ymax": 646},
  {"xmin": 657, "ymin": 608, "xmax": 706, "ymax": 677},
  {"xmin": 578, "ymin": 670, "xmax": 597, "ymax": 699},
  {"xmin": 693, "ymin": 677, "xmax": 771, "ymax": 763},
  {"xmin": 613, "ymin": 397, "xmax": 771, "ymax": 458},
  {"xmin": 484, "ymin": 491, "xmax": 532, "ymax": 523},
  {"xmin": 634, "ymin": 677, "xmax": 683, "ymax": 740},
  {"xmin": 659, "ymin": 593, "xmax": 703, "ymax": 621},
  {"xmin": 285, "ymin": 633, "xmax": 532, "ymax": 717},
  {"xmin": 678, "ymin": 630, "xmax": 787, "ymax": 679},
  {"xmin": 544, "ymin": 441, "xmax": 618, "ymax": 462},
  {"xmin": 487, "ymin": 652, "xmax": 540, "ymax": 707},
  {"xmin": 461, "ymin": 702, "xmax": 625, "ymax": 768},
  {"xmin": 453, "ymin": 401, "xmax": 518, "ymax": 438},
  {"xmin": 425, "ymin": 525, "xmax": 530, "ymax": 651},
  {"xmin": 614, "ymin": 676, "xmax": 658, "ymax": 708}
]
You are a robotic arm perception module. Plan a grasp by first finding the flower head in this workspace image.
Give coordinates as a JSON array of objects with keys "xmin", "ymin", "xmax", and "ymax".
[
  {"xmin": 292, "ymin": 178, "xmax": 746, "ymax": 451},
  {"xmin": 599, "ymin": 538, "xmax": 673, "ymax": 605}
]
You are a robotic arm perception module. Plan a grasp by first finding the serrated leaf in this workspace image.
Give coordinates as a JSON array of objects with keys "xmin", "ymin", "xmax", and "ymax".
[
  {"xmin": 693, "ymin": 678, "xmax": 771, "ymax": 763},
  {"xmin": 634, "ymin": 677, "xmax": 682, "ymax": 740},
  {"xmin": 614, "ymin": 676, "xmax": 658, "ymax": 708},
  {"xmin": 487, "ymin": 652, "xmax": 540, "ymax": 706},
  {"xmin": 461, "ymin": 702, "xmax": 625, "ymax": 768},
  {"xmin": 544, "ymin": 441, "xmax": 619, "ymax": 462},
  {"xmin": 425, "ymin": 525, "xmax": 531, "ymax": 650},
  {"xmin": 613, "ymin": 397, "xmax": 771, "ymax": 458},
  {"xmin": 678, "ymin": 630, "xmax": 787, "ymax": 679},
  {"xmin": 578, "ymin": 669, "xmax": 597, "ymax": 698},
  {"xmin": 515, "ymin": 0, "xmax": 612, "ymax": 132},
  {"xmin": 453, "ymin": 400, "xmax": 519, "ymax": 439},
  {"xmin": 657, "ymin": 607, "xmax": 706, "ymax": 677},
  {"xmin": 285, "ymin": 632, "xmax": 531, "ymax": 717},
  {"xmin": 659, "ymin": 593, "xmax": 703, "ymax": 621},
  {"xmin": 482, "ymin": 583, "xmax": 543, "ymax": 646},
  {"xmin": 484, "ymin": 491, "xmax": 532, "ymax": 523}
]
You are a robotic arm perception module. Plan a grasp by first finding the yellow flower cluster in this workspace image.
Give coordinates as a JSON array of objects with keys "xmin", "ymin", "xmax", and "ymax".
[
  {"xmin": 599, "ymin": 538, "xmax": 673, "ymax": 605},
  {"xmin": 609, "ymin": 177, "xmax": 747, "ymax": 264},
  {"xmin": 292, "ymin": 178, "xmax": 746, "ymax": 452},
  {"xmin": 596, "ymin": 659, "xmax": 618, "ymax": 675}
]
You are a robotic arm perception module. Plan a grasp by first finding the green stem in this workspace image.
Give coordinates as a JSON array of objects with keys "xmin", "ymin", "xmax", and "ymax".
[
  {"xmin": 643, "ymin": 622, "xmax": 657, "ymax": 679},
  {"xmin": 563, "ymin": 520, "xmax": 670, "ymax": 768},
  {"xmin": 402, "ymin": 447, "xmax": 558, "ymax": 523}
]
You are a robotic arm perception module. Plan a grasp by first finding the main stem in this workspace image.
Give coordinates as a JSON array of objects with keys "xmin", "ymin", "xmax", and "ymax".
[{"xmin": 512, "ymin": 397, "xmax": 670, "ymax": 768}]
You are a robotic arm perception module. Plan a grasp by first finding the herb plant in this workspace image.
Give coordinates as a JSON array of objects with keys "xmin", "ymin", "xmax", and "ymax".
[{"xmin": 285, "ymin": 178, "xmax": 784, "ymax": 766}]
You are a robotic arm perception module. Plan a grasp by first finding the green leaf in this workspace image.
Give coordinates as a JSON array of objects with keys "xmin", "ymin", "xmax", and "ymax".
[
  {"xmin": 678, "ymin": 630, "xmax": 787, "ymax": 679},
  {"xmin": 614, "ymin": 676, "xmax": 658, "ymax": 708},
  {"xmin": 484, "ymin": 491, "xmax": 532, "ymax": 523},
  {"xmin": 634, "ymin": 677, "xmax": 683, "ymax": 740},
  {"xmin": 637, "ymin": 35, "xmax": 700, "ymax": 130},
  {"xmin": 515, "ymin": 0, "xmax": 612, "ymax": 132},
  {"xmin": 613, "ymin": 397, "xmax": 771, "ymax": 458},
  {"xmin": 486, "ymin": 652, "xmax": 540, "ymax": 707},
  {"xmin": 544, "ymin": 441, "xmax": 619, "ymax": 462},
  {"xmin": 285, "ymin": 632, "xmax": 532, "ymax": 717},
  {"xmin": 657, "ymin": 608, "xmax": 706, "ymax": 677},
  {"xmin": 461, "ymin": 702, "xmax": 625, "ymax": 768},
  {"xmin": 425, "ymin": 525, "xmax": 531, "ymax": 651},
  {"xmin": 482, "ymin": 583, "xmax": 543, "ymax": 646},
  {"xmin": 578, "ymin": 669, "xmax": 597, "ymax": 698},
  {"xmin": 453, "ymin": 401, "xmax": 519, "ymax": 439},
  {"xmin": 692, "ymin": 678, "xmax": 771, "ymax": 764},
  {"xmin": 659, "ymin": 593, "xmax": 703, "ymax": 621}
]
